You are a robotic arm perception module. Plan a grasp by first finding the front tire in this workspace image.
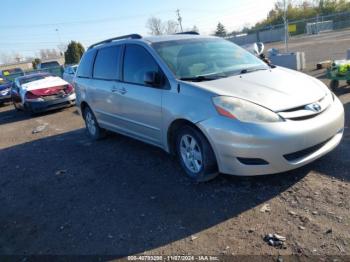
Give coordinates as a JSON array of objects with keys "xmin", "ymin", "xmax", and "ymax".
[
  {"xmin": 83, "ymin": 106, "xmax": 106, "ymax": 140},
  {"xmin": 176, "ymin": 126, "xmax": 218, "ymax": 182},
  {"xmin": 12, "ymin": 99, "xmax": 22, "ymax": 111}
]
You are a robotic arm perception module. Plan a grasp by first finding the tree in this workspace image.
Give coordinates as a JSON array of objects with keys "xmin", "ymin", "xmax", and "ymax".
[
  {"xmin": 146, "ymin": 17, "xmax": 165, "ymax": 35},
  {"xmin": 251, "ymin": 0, "xmax": 350, "ymax": 30},
  {"xmin": 32, "ymin": 58, "xmax": 41, "ymax": 69},
  {"xmin": 57, "ymin": 43, "xmax": 68, "ymax": 56},
  {"xmin": 165, "ymin": 20, "xmax": 179, "ymax": 34},
  {"xmin": 192, "ymin": 25, "xmax": 199, "ymax": 33},
  {"xmin": 215, "ymin": 22, "xmax": 227, "ymax": 37},
  {"xmin": 64, "ymin": 41, "xmax": 85, "ymax": 65},
  {"xmin": 146, "ymin": 16, "xmax": 180, "ymax": 35},
  {"xmin": 39, "ymin": 49, "xmax": 60, "ymax": 60}
]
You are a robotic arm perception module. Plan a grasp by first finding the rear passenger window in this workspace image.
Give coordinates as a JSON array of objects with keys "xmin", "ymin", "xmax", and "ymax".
[
  {"xmin": 93, "ymin": 46, "xmax": 121, "ymax": 80},
  {"xmin": 123, "ymin": 45, "xmax": 159, "ymax": 85},
  {"xmin": 76, "ymin": 50, "xmax": 96, "ymax": 78}
]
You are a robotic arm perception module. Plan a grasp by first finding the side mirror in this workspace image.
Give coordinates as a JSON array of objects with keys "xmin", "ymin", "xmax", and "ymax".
[
  {"xmin": 144, "ymin": 71, "xmax": 161, "ymax": 87},
  {"xmin": 254, "ymin": 42, "xmax": 264, "ymax": 56}
]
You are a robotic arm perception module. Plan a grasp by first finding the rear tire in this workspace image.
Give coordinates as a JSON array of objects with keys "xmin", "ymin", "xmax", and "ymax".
[
  {"xmin": 176, "ymin": 126, "xmax": 218, "ymax": 183},
  {"xmin": 83, "ymin": 106, "xmax": 106, "ymax": 140}
]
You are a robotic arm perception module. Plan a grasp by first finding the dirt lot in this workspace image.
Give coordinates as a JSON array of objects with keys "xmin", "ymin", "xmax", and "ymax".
[{"xmin": 0, "ymin": 70, "xmax": 349, "ymax": 259}]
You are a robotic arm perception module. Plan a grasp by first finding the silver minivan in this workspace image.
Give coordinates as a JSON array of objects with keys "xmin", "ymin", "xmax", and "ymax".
[{"xmin": 74, "ymin": 33, "xmax": 344, "ymax": 182}]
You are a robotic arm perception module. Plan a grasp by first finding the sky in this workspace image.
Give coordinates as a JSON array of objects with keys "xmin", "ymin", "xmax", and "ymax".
[{"xmin": 0, "ymin": 0, "xmax": 276, "ymax": 63}]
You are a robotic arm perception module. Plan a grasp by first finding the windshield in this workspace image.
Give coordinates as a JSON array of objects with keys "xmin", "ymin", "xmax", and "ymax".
[
  {"xmin": 20, "ymin": 74, "xmax": 50, "ymax": 85},
  {"xmin": 153, "ymin": 38, "xmax": 268, "ymax": 80}
]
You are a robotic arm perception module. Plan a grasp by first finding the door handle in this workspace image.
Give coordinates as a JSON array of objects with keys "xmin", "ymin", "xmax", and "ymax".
[
  {"xmin": 111, "ymin": 87, "xmax": 127, "ymax": 95},
  {"xmin": 111, "ymin": 87, "xmax": 119, "ymax": 93},
  {"xmin": 118, "ymin": 87, "xmax": 127, "ymax": 95}
]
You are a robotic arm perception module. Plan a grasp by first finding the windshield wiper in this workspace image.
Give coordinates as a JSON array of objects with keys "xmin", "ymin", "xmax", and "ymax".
[
  {"xmin": 179, "ymin": 74, "xmax": 225, "ymax": 82},
  {"xmin": 240, "ymin": 67, "xmax": 268, "ymax": 75}
]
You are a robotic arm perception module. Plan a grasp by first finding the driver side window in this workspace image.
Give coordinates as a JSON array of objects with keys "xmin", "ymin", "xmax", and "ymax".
[{"xmin": 123, "ymin": 45, "xmax": 159, "ymax": 86}]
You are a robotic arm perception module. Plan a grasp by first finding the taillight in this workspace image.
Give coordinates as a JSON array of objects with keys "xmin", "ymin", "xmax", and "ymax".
[
  {"xmin": 65, "ymin": 84, "xmax": 74, "ymax": 94},
  {"xmin": 25, "ymin": 91, "xmax": 41, "ymax": 100}
]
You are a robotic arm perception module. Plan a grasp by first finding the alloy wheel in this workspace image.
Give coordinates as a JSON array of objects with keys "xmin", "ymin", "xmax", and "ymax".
[{"xmin": 179, "ymin": 134, "xmax": 203, "ymax": 174}]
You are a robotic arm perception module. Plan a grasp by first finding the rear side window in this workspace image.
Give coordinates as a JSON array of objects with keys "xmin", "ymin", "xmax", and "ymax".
[
  {"xmin": 77, "ymin": 50, "xmax": 96, "ymax": 78},
  {"xmin": 123, "ymin": 45, "xmax": 159, "ymax": 85},
  {"xmin": 93, "ymin": 46, "xmax": 121, "ymax": 80}
]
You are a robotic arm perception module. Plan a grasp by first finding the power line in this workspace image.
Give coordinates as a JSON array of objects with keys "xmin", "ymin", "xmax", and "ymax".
[{"xmin": 0, "ymin": 10, "xmax": 174, "ymax": 29}]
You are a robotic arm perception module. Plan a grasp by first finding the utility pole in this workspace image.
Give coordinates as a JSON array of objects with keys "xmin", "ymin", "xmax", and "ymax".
[
  {"xmin": 176, "ymin": 9, "xmax": 183, "ymax": 32},
  {"xmin": 283, "ymin": 0, "xmax": 289, "ymax": 52},
  {"xmin": 55, "ymin": 29, "xmax": 65, "ymax": 56},
  {"xmin": 55, "ymin": 28, "xmax": 62, "ymax": 44}
]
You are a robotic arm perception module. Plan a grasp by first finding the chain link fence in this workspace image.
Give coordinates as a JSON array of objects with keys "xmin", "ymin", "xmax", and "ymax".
[{"xmin": 228, "ymin": 11, "xmax": 350, "ymax": 46}]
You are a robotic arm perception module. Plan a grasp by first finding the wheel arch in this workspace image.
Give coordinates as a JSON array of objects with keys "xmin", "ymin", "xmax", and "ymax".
[
  {"xmin": 166, "ymin": 118, "xmax": 218, "ymax": 163},
  {"xmin": 80, "ymin": 101, "xmax": 90, "ymax": 119}
]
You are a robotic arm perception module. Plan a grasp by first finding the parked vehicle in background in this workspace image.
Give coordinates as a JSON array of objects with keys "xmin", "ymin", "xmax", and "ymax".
[
  {"xmin": 37, "ymin": 61, "xmax": 60, "ymax": 70},
  {"xmin": 0, "ymin": 77, "xmax": 12, "ymax": 105},
  {"xmin": 1, "ymin": 68, "xmax": 25, "ymax": 82},
  {"xmin": 74, "ymin": 33, "xmax": 344, "ymax": 182},
  {"xmin": 11, "ymin": 73, "xmax": 75, "ymax": 113},
  {"xmin": 63, "ymin": 65, "xmax": 78, "ymax": 84},
  {"xmin": 37, "ymin": 61, "xmax": 63, "ymax": 77}
]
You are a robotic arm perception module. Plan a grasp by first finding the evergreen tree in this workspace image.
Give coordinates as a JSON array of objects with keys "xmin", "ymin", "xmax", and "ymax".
[
  {"xmin": 215, "ymin": 22, "xmax": 227, "ymax": 37},
  {"xmin": 64, "ymin": 41, "xmax": 85, "ymax": 65}
]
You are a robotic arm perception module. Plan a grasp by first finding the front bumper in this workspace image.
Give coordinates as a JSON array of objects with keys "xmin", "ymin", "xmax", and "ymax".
[
  {"xmin": 25, "ymin": 93, "xmax": 76, "ymax": 113},
  {"xmin": 197, "ymin": 96, "xmax": 345, "ymax": 176}
]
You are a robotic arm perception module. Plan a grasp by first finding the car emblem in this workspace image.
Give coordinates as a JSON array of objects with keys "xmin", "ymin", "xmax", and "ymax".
[{"xmin": 306, "ymin": 103, "xmax": 322, "ymax": 112}]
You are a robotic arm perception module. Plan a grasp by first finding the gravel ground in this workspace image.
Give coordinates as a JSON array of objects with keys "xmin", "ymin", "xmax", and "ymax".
[
  {"xmin": 0, "ymin": 69, "xmax": 349, "ymax": 259},
  {"xmin": 265, "ymin": 29, "xmax": 350, "ymax": 68}
]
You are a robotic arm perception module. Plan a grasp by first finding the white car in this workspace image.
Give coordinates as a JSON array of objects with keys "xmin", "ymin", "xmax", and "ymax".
[{"xmin": 12, "ymin": 73, "xmax": 76, "ymax": 113}]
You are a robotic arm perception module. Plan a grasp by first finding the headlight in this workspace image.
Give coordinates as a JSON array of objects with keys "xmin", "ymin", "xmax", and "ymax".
[{"xmin": 212, "ymin": 96, "xmax": 282, "ymax": 123}]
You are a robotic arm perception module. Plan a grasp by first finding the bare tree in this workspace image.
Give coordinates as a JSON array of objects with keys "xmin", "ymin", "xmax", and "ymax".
[
  {"xmin": 192, "ymin": 25, "xmax": 199, "ymax": 33},
  {"xmin": 146, "ymin": 16, "xmax": 181, "ymax": 35},
  {"xmin": 146, "ymin": 17, "xmax": 165, "ymax": 35},
  {"xmin": 0, "ymin": 53, "xmax": 13, "ymax": 64},
  {"xmin": 39, "ymin": 49, "xmax": 61, "ymax": 60},
  {"xmin": 57, "ymin": 43, "xmax": 67, "ymax": 55},
  {"xmin": 165, "ymin": 20, "xmax": 179, "ymax": 34}
]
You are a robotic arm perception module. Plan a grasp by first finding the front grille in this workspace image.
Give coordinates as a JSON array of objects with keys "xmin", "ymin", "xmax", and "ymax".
[
  {"xmin": 43, "ymin": 94, "xmax": 67, "ymax": 101},
  {"xmin": 278, "ymin": 94, "xmax": 332, "ymax": 121},
  {"xmin": 283, "ymin": 137, "xmax": 333, "ymax": 162}
]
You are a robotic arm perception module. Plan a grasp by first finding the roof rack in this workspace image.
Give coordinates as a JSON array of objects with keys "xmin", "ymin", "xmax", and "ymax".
[
  {"xmin": 88, "ymin": 34, "xmax": 142, "ymax": 49},
  {"xmin": 175, "ymin": 31, "xmax": 200, "ymax": 35}
]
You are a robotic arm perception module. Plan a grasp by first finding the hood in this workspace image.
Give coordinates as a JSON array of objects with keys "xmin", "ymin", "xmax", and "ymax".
[
  {"xmin": 21, "ymin": 76, "xmax": 69, "ymax": 92},
  {"xmin": 193, "ymin": 67, "xmax": 328, "ymax": 112}
]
